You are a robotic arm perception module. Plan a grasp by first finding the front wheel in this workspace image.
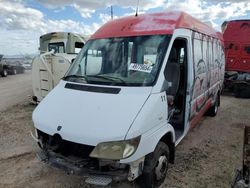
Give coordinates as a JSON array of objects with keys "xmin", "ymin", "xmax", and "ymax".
[{"xmin": 137, "ymin": 142, "xmax": 169, "ymax": 188}]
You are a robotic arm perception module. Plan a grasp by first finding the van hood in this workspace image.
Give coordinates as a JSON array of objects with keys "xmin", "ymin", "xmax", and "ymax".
[{"xmin": 33, "ymin": 81, "xmax": 151, "ymax": 146}]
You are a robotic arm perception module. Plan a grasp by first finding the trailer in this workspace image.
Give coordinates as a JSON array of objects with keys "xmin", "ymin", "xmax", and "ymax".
[
  {"xmin": 31, "ymin": 32, "xmax": 89, "ymax": 103},
  {"xmin": 222, "ymin": 20, "xmax": 250, "ymax": 98}
]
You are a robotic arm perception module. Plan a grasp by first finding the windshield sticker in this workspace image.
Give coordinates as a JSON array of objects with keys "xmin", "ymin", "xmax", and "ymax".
[{"xmin": 129, "ymin": 63, "xmax": 153, "ymax": 73}]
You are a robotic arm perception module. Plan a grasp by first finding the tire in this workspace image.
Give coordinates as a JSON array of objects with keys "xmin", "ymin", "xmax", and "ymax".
[
  {"xmin": 1, "ymin": 69, "xmax": 7, "ymax": 77},
  {"xmin": 12, "ymin": 69, "xmax": 17, "ymax": 75},
  {"xmin": 206, "ymin": 93, "xmax": 219, "ymax": 117},
  {"xmin": 137, "ymin": 142, "xmax": 169, "ymax": 188}
]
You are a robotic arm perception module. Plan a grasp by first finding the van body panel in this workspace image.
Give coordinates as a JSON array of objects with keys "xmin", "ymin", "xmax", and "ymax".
[
  {"xmin": 33, "ymin": 81, "xmax": 152, "ymax": 146},
  {"xmin": 125, "ymin": 92, "xmax": 168, "ymax": 139},
  {"xmin": 121, "ymin": 121, "xmax": 175, "ymax": 163}
]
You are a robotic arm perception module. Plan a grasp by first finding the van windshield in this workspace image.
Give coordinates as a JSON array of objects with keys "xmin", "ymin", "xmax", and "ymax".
[{"xmin": 65, "ymin": 35, "xmax": 170, "ymax": 86}]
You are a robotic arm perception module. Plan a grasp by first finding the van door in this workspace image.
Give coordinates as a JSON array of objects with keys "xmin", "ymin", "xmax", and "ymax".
[{"xmin": 164, "ymin": 38, "xmax": 189, "ymax": 141}]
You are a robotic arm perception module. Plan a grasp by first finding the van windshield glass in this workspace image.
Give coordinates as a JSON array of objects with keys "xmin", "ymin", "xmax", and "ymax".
[{"xmin": 65, "ymin": 35, "xmax": 170, "ymax": 86}]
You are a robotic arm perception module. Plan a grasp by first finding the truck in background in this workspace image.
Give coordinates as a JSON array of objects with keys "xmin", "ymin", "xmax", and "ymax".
[
  {"xmin": 32, "ymin": 32, "xmax": 89, "ymax": 103},
  {"xmin": 32, "ymin": 11, "xmax": 225, "ymax": 187},
  {"xmin": 222, "ymin": 20, "xmax": 250, "ymax": 98}
]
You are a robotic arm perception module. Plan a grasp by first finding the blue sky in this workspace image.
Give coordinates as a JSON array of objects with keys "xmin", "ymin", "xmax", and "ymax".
[{"xmin": 0, "ymin": 0, "xmax": 250, "ymax": 55}]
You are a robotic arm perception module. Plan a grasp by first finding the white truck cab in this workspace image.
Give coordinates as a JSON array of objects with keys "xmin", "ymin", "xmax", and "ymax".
[
  {"xmin": 32, "ymin": 32, "xmax": 88, "ymax": 103},
  {"xmin": 32, "ymin": 11, "xmax": 225, "ymax": 187}
]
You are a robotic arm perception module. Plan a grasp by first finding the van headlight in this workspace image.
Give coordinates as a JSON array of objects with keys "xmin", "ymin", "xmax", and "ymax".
[{"xmin": 90, "ymin": 136, "xmax": 141, "ymax": 160}]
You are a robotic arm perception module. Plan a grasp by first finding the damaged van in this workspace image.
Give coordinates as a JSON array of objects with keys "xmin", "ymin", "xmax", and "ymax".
[{"xmin": 32, "ymin": 11, "xmax": 225, "ymax": 187}]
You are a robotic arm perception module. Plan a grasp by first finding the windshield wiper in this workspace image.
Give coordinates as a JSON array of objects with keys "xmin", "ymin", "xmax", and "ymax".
[
  {"xmin": 87, "ymin": 75, "xmax": 128, "ymax": 86},
  {"xmin": 63, "ymin": 75, "xmax": 88, "ymax": 82}
]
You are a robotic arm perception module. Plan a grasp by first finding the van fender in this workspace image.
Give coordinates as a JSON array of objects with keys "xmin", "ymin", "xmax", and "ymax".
[{"xmin": 120, "ymin": 122, "xmax": 175, "ymax": 164}]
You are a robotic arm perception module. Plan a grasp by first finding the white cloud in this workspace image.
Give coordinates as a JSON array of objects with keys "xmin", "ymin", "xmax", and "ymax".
[
  {"xmin": 37, "ymin": 0, "xmax": 168, "ymax": 18},
  {"xmin": 165, "ymin": 0, "xmax": 250, "ymax": 30},
  {"xmin": 0, "ymin": 0, "xmax": 100, "ymax": 55},
  {"xmin": 0, "ymin": 0, "xmax": 44, "ymax": 30}
]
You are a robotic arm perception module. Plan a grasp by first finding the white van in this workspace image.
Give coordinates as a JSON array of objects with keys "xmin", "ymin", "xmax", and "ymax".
[{"xmin": 32, "ymin": 11, "xmax": 225, "ymax": 187}]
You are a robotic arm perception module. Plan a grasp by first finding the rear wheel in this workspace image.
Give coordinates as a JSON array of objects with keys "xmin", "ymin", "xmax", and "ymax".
[
  {"xmin": 137, "ymin": 142, "xmax": 169, "ymax": 188},
  {"xmin": 206, "ymin": 93, "xmax": 219, "ymax": 117},
  {"xmin": 1, "ymin": 69, "xmax": 7, "ymax": 77},
  {"xmin": 12, "ymin": 69, "xmax": 17, "ymax": 75}
]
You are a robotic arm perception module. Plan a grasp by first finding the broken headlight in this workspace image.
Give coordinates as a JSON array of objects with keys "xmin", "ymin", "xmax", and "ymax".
[{"xmin": 90, "ymin": 136, "xmax": 141, "ymax": 160}]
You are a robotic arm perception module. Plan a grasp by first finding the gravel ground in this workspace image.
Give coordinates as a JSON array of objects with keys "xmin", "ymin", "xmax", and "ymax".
[
  {"xmin": 0, "ymin": 95, "xmax": 249, "ymax": 188},
  {"xmin": 0, "ymin": 71, "xmax": 32, "ymax": 112}
]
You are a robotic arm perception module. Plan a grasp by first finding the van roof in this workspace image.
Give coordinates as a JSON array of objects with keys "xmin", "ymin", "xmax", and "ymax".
[{"xmin": 91, "ymin": 11, "xmax": 222, "ymax": 40}]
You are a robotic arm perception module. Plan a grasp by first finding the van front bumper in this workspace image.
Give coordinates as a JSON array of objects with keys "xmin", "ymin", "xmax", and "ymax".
[{"xmin": 37, "ymin": 150, "xmax": 129, "ymax": 182}]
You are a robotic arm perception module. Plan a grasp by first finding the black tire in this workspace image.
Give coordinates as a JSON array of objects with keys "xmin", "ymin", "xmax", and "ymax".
[
  {"xmin": 1, "ymin": 69, "xmax": 7, "ymax": 77},
  {"xmin": 137, "ymin": 142, "xmax": 169, "ymax": 188},
  {"xmin": 206, "ymin": 93, "xmax": 219, "ymax": 117},
  {"xmin": 12, "ymin": 69, "xmax": 17, "ymax": 75}
]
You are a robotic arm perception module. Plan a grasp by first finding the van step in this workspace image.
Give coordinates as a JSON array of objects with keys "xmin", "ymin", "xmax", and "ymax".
[{"xmin": 85, "ymin": 175, "xmax": 112, "ymax": 186}]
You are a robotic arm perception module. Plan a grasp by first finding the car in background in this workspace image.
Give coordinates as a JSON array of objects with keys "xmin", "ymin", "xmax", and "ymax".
[
  {"xmin": 0, "ymin": 54, "xmax": 8, "ymax": 77},
  {"xmin": 22, "ymin": 62, "xmax": 32, "ymax": 70},
  {"xmin": 5, "ymin": 61, "xmax": 25, "ymax": 74}
]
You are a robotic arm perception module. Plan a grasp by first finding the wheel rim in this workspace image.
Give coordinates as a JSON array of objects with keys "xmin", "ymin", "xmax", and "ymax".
[
  {"xmin": 4, "ymin": 69, "xmax": 7, "ymax": 76},
  {"xmin": 155, "ymin": 155, "xmax": 168, "ymax": 181}
]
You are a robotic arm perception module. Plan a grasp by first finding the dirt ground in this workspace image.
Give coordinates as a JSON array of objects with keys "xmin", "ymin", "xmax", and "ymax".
[
  {"xmin": 0, "ymin": 95, "xmax": 249, "ymax": 188},
  {"xmin": 0, "ymin": 71, "xmax": 32, "ymax": 112}
]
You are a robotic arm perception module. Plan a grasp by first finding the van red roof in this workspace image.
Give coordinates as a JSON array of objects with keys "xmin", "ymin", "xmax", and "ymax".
[{"xmin": 91, "ymin": 11, "xmax": 222, "ymax": 40}]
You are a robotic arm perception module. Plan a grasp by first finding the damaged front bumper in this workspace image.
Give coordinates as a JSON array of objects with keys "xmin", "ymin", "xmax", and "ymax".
[
  {"xmin": 37, "ymin": 150, "xmax": 129, "ymax": 183},
  {"xmin": 32, "ymin": 129, "xmax": 145, "ymax": 185}
]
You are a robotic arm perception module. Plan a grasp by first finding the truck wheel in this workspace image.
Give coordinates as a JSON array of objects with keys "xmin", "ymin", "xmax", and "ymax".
[
  {"xmin": 137, "ymin": 142, "xmax": 169, "ymax": 188},
  {"xmin": 206, "ymin": 93, "xmax": 219, "ymax": 117},
  {"xmin": 1, "ymin": 69, "xmax": 7, "ymax": 77},
  {"xmin": 12, "ymin": 69, "xmax": 17, "ymax": 75}
]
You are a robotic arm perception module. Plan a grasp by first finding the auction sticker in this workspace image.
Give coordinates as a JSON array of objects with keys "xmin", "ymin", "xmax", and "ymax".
[{"xmin": 129, "ymin": 63, "xmax": 153, "ymax": 73}]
